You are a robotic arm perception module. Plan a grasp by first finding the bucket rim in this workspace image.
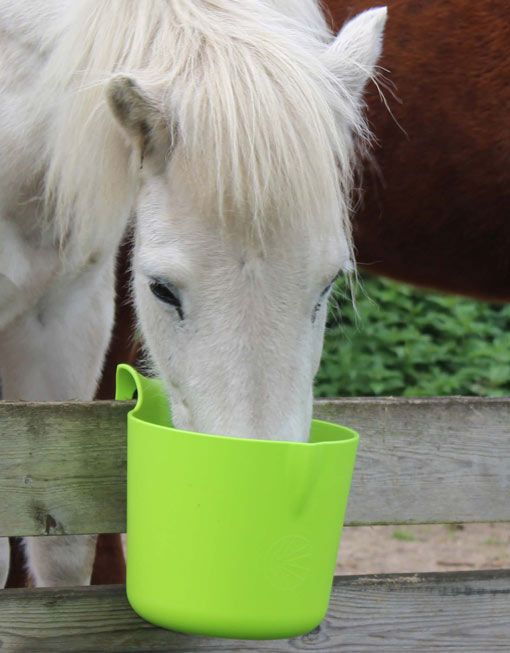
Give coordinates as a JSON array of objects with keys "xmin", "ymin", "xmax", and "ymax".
[{"xmin": 117, "ymin": 364, "xmax": 359, "ymax": 449}]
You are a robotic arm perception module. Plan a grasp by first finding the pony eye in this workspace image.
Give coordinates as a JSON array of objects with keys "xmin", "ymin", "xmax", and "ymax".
[
  {"xmin": 312, "ymin": 289, "xmax": 329, "ymax": 323},
  {"xmin": 323, "ymin": 270, "xmax": 343, "ymax": 296},
  {"xmin": 312, "ymin": 275, "xmax": 339, "ymax": 324},
  {"xmin": 149, "ymin": 280, "xmax": 184, "ymax": 320},
  {"xmin": 321, "ymin": 282, "xmax": 333, "ymax": 298},
  {"xmin": 312, "ymin": 301, "xmax": 322, "ymax": 324}
]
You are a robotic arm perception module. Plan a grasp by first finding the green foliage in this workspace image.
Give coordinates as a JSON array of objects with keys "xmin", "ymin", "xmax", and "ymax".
[{"xmin": 315, "ymin": 273, "xmax": 510, "ymax": 398}]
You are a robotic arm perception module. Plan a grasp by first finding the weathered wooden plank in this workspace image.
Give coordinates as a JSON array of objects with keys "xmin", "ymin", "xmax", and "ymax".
[
  {"xmin": 314, "ymin": 397, "xmax": 510, "ymax": 526},
  {"xmin": 0, "ymin": 402, "xmax": 128, "ymax": 537},
  {"xmin": 0, "ymin": 571, "xmax": 508, "ymax": 652},
  {"xmin": 0, "ymin": 397, "xmax": 509, "ymax": 536}
]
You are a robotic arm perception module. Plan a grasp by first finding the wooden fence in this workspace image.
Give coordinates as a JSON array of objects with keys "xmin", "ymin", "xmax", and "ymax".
[{"xmin": 0, "ymin": 397, "xmax": 509, "ymax": 651}]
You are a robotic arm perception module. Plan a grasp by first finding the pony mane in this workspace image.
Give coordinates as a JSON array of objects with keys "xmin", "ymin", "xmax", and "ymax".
[{"xmin": 37, "ymin": 0, "xmax": 370, "ymax": 254}]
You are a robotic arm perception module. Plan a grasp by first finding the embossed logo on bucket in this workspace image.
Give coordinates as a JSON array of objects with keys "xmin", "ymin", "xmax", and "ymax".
[{"xmin": 265, "ymin": 535, "xmax": 312, "ymax": 590}]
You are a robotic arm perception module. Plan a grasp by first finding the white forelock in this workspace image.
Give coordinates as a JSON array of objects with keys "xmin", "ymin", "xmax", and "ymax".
[{"xmin": 35, "ymin": 0, "xmax": 372, "ymax": 253}]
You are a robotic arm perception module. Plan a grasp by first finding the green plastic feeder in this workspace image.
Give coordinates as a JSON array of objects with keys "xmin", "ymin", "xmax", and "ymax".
[{"xmin": 116, "ymin": 364, "xmax": 359, "ymax": 640}]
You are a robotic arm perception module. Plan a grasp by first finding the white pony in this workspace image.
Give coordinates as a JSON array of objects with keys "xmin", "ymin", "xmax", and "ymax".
[{"xmin": 0, "ymin": 1, "xmax": 386, "ymax": 588}]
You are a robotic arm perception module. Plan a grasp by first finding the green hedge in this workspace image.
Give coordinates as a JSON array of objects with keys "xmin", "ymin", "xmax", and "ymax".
[{"xmin": 316, "ymin": 274, "xmax": 510, "ymax": 398}]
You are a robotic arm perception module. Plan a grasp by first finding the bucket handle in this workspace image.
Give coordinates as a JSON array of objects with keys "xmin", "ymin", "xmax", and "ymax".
[{"xmin": 116, "ymin": 364, "xmax": 143, "ymax": 407}]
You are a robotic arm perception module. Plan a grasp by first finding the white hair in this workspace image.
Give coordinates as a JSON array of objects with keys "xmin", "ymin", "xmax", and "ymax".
[{"xmin": 35, "ymin": 0, "xmax": 371, "ymax": 253}]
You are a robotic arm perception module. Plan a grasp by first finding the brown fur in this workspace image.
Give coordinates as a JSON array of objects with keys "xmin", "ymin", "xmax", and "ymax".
[
  {"xmin": 88, "ymin": 240, "xmax": 136, "ymax": 586},
  {"xmin": 329, "ymin": 0, "xmax": 510, "ymax": 300}
]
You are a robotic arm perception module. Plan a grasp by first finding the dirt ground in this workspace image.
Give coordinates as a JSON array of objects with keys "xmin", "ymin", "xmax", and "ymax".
[{"xmin": 336, "ymin": 523, "xmax": 510, "ymax": 575}]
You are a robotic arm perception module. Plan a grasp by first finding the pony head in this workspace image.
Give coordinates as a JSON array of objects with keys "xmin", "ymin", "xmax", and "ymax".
[{"xmin": 106, "ymin": 4, "xmax": 387, "ymax": 441}]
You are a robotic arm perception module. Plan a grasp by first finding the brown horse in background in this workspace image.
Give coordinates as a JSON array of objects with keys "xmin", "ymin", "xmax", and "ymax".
[
  {"xmin": 335, "ymin": 0, "xmax": 510, "ymax": 301},
  {"xmin": 7, "ymin": 0, "xmax": 510, "ymax": 587}
]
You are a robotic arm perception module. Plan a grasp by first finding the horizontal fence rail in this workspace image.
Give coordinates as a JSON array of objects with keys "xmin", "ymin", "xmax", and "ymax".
[
  {"xmin": 0, "ymin": 571, "xmax": 509, "ymax": 652},
  {"xmin": 0, "ymin": 397, "xmax": 509, "ymax": 536}
]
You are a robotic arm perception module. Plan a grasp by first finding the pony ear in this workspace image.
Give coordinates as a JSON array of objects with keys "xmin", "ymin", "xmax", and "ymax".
[
  {"xmin": 324, "ymin": 7, "xmax": 388, "ymax": 102},
  {"xmin": 107, "ymin": 75, "xmax": 175, "ymax": 168}
]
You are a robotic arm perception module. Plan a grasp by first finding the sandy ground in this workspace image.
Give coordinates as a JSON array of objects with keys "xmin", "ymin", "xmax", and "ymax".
[{"xmin": 336, "ymin": 523, "xmax": 510, "ymax": 575}]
